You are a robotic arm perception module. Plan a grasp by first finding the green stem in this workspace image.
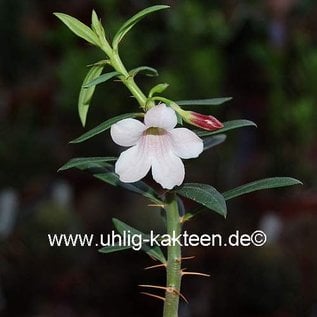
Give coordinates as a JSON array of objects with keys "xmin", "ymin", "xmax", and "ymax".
[
  {"xmin": 111, "ymin": 53, "xmax": 148, "ymax": 107},
  {"xmin": 163, "ymin": 193, "xmax": 182, "ymax": 317},
  {"xmin": 101, "ymin": 44, "xmax": 148, "ymax": 109}
]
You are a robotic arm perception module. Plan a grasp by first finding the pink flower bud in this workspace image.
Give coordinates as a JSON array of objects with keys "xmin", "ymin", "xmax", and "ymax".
[{"xmin": 188, "ymin": 112, "xmax": 224, "ymax": 131}]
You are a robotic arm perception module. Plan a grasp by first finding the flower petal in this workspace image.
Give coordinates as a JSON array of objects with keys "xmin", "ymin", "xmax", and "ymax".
[
  {"xmin": 149, "ymin": 135, "xmax": 185, "ymax": 189},
  {"xmin": 115, "ymin": 137, "xmax": 151, "ymax": 183},
  {"xmin": 144, "ymin": 104, "xmax": 177, "ymax": 130},
  {"xmin": 110, "ymin": 118, "xmax": 146, "ymax": 147},
  {"xmin": 169, "ymin": 128, "xmax": 203, "ymax": 159}
]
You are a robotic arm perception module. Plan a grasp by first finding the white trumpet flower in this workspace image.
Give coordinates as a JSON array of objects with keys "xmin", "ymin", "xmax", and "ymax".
[{"xmin": 110, "ymin": 104, "xmax": 203, "ymax": 189}]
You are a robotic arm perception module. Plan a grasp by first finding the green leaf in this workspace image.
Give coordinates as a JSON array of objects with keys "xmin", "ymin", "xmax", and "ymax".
[
  {"xmin": 112, "ymin": 218, "xmax": 166, "ymax": 263},
  {"xmin": 196, "ymin": 120, "xmax": 257, "ymax": 137},
  {"xmin": 54, "ymin": 12, "xmax": 99, "ymax": 46},
  {"xmin": 78, "ymin": 65, "xmax": 104, "ymax": 127},
  {"xmin": 91, "ymin": 10, "xmax": 105, "ymax": 39},
  {"xmin": 176, "ymin": 183, "xmax": 227, "ymax": 217},
  {"xmin": 66, "ymin": 159, "xmax": 162, "ymax": 204},
  {"xmin": 94, "ymin": 172, "xmax": 118, "ymax": 186},
  {"xmin": 149, "ymin": 83, "xmax": 169, "ymax": 98},
  {"xmin": 83, "ymin": 71, "xmax": 121, "ymax": 88},
  {"xmin": 203, "ymin": 134, "xmax": 226, "ymax": 151},
  {"xmin": 223, "ymin": 177, "xmax": 303, "ymax": 201},
  {"xmin": 129, "ymin": 66, "xmax": 158, "ymax": 78},
  {"xmin": 176, "ymin": 112, "xmax": 183, "ymax": 125},
  {"xmin": 70, "ymin": 113, "xmax": 142, "ymax": 143},
  {"xmin": 99, "ymin": 244, "xmax": 132, "ymax": 254},
  {"xmin": 87, "ymin": 59, "xmax": 110, "ymax": 67},
  {"xmin": 58, "ymin": 157, "xmax": 117, "ymax": 172},
  {"xmin": 91, "ymin": 10, "xmax": 99, "ymax": 29},
  {"xmin": 112, "ymin": 5, "xmax": 170, "ymax": 48},
  {"xmin": 176, "ymin": 97, "xmax": 232, "ymax": 106},
  {"xmin": 94, "ymin": 170, "xmax": 163, "ymax": 205}
]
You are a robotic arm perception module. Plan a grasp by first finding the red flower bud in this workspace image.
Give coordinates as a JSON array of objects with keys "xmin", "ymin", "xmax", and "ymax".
[{"xmin": 188, "ymin": 112, "xmax": 224, "ymax": 131}]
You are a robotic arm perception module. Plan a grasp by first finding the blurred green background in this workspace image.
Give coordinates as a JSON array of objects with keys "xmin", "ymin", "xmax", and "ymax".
[{"xmin": 1, "ymin": 0, "xmax": 317, "ymax": 316}]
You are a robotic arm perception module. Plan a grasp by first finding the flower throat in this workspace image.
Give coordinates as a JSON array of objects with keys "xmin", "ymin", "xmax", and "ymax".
[{"xmin": 145, "ymin": 127, "xmax": 166, "ymax": 136}]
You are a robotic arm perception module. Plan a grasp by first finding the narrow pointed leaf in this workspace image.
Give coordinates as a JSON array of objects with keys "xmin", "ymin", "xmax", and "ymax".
[
  {"xmin": 91, "ymin": 10, "xmax": 99, "ymax": 30},
  {"xmin": 83, "ymin": 71, "xmax": 121, "ymax": 88},
  {"xmin": 94, "ymin": 172, "xmax": 118, "ymax": 186},
  {"xmin": 70, "ymin": 113, "xmax": 142, "ymax": 143},
  {"xmin": 129, "ymin": 66, "xmax": 158, "ymax": 78},
  {"xmin": 196, "ymin": 120, "xmax": 257, "ymax": 137},
  {"xmin": 112, "ymin": 5, "xmax": 170, "ymax": 48},
  {"xmin": 203, "ymin": 134, "xmax": 226, "ymax": 151},
  {"xmin": 94, "ymin": 170, "xmax": 163, "ymax": 205},
  {"xmin": 223, "ymin": 177, "xmax": 303, "ymax": 201},
  {"xmin": 149, "ymin": 83, "xmax": 169, "ymax": 98},
  {"xmin": 58, "ymin": 157, "xmax": 117, "ymax": 172},
  {"xmin": 91, "ymin": 10, "xmax": 105, "ymax": 40},
  {"xmin": 66, "ymin": 160, "xmax": 162, "ymax": 204},
  {"xmin": 176, "ymin": 112, "xmax": 183, "ymax": 125},
  {"xmin": 112, "ymin": 218, "xmax": 166, "ymax": 263},
  {"xmin": 54, "ymin": 12, "xmax": 99, "ymax": 45},
  {"xmin": 176, "ymin": 97, "xmax": 232, "ymax": 106},
  {"xmin": 99, "ymin": 244, "xmax": 132, "ymax": 254},
  {"xmin": 78, "ymin": 65, "xmax": 104, "ymax": 127},
  {"xmin": 87, "ymin": 59, "xmax": 110, "ymax": 67},
  {"xmin": 176, "ymin": 183, "xmax": 227, "ymax": 217}
]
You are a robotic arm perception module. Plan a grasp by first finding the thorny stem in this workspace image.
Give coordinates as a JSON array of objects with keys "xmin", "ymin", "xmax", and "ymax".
[
  {"xmin": 163, "ymin": 193, "xmax": 182, "ymax": 317},
  {"xmin": 101, "ymin": 39, "xmax": 182, "ymax": 317}
]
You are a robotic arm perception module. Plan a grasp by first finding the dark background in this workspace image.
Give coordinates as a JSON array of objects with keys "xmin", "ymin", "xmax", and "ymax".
[{"xmin": 1, "ymin": 0, "xmax": 317, "ymax": 316}]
